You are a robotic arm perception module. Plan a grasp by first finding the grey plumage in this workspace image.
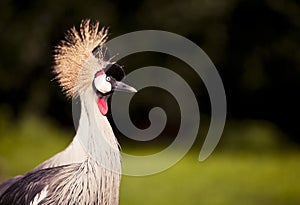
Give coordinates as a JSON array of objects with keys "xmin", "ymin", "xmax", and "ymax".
[
  {"xmin": 0, "ymin": 160, "xmax": 119, "ymax": 205},
  {"xmin": 0, "ymin": 175, "xmax": 22, "ymax": 197}
]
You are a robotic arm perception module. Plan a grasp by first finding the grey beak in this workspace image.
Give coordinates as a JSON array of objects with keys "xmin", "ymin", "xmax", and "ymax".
[{"xmin": 114, "ymin": 81, "xmax": 137, "ymax": 93}]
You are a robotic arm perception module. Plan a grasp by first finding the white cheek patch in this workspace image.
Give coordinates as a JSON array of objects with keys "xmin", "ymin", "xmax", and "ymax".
[{"xmin": 94, "ymin": 73, "xmax": 112, "ymax": 94}]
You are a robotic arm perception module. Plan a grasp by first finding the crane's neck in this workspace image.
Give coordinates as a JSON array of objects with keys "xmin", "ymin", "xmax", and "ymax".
[
  {"xmin": 37, "ymin": 87, "xmax": 121, "ymax": 175},
  {"xmin": 74, "ymin": 88, "xmax": 121, "ymax": 173}
]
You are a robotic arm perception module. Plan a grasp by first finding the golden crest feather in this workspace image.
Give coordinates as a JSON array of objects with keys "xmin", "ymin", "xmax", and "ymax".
[{"xmin": 54, "ymin": 19, "xmax": 109, "ymax": 98}]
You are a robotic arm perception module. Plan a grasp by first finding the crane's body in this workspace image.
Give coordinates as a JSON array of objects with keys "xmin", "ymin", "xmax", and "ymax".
[{"xmin": 0, "ymin": 20, "xmax": 136, "ymax": 205}]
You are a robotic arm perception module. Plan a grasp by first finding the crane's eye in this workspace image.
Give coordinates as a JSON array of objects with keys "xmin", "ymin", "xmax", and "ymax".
[{"xmin": 106, "ymin": 76, "xmax": 111, "ymax": 81}]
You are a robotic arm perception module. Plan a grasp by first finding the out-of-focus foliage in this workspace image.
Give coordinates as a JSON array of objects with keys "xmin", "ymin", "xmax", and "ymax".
[
  {"xmin": 0, "ymin": 107, "xmax": 71, "ymax": 178},
  {"xmin": 121, "ymin": 151, "xmax": 300, "ymax": 205}
]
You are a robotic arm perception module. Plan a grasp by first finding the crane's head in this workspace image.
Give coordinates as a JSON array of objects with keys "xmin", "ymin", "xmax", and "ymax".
[
  {"xmin": 53, "ymin": 19, "xmax": 136, "ymax": 115},
  {"xmin": 93, "ymin": 61, "xmax": 136, "ymax": 115}
]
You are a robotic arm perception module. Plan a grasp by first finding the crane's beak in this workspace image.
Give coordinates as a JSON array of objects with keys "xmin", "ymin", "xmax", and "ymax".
[{"xmin": 114, "ymin": 81, "xmax": 137, "ymax": 93}]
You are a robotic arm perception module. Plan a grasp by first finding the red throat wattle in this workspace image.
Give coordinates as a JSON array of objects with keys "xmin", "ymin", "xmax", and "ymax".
[{"xmin": 97, "ymin": 97, "xmax": 108, "ymax": 115}]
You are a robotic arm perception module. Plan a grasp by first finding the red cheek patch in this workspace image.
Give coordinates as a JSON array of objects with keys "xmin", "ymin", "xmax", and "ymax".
[
  {"xmin": 97, "ymin": 98, "xmax": 108, "ymax": 115},
  {"xmin": 96, "ymin": 70, "xmax": 105, "ymax": 77}
]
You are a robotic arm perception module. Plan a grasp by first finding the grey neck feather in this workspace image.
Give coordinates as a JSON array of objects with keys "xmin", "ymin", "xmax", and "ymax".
[
  {"xmin": 37, "ymin": 87, "xmax": 121, "ymax": 174},
  {"xmin": 75, "ymin": 87, "xmax": 121, "ymax": 173}
]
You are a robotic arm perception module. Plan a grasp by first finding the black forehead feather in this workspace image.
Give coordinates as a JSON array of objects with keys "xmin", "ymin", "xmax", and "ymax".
[{"xmin": 105, "ymin": 64, "xmax": 125, "ymax": 81}]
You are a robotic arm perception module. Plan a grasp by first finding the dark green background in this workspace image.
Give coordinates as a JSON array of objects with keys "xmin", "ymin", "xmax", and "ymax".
[{"xmin": 0, "ymin": 0, "xmax": 299, "ymax": 143}]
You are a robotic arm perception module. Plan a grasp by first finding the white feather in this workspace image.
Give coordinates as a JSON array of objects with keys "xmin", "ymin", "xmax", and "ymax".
[{"xmin": 29, "ymin": 185, "xmax": 48, "ymax": 205}]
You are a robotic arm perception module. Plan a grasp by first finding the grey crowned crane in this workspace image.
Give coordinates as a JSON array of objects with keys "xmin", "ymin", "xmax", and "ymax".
[{"xmin": 0, "ymin": 19, "xmax": 136, "ymax": 205}]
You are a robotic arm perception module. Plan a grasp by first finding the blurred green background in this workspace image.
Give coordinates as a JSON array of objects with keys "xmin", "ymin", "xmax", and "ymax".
[{"xmin": 0, "ymin": 0, "xmax": 300, "ymax": 204}]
